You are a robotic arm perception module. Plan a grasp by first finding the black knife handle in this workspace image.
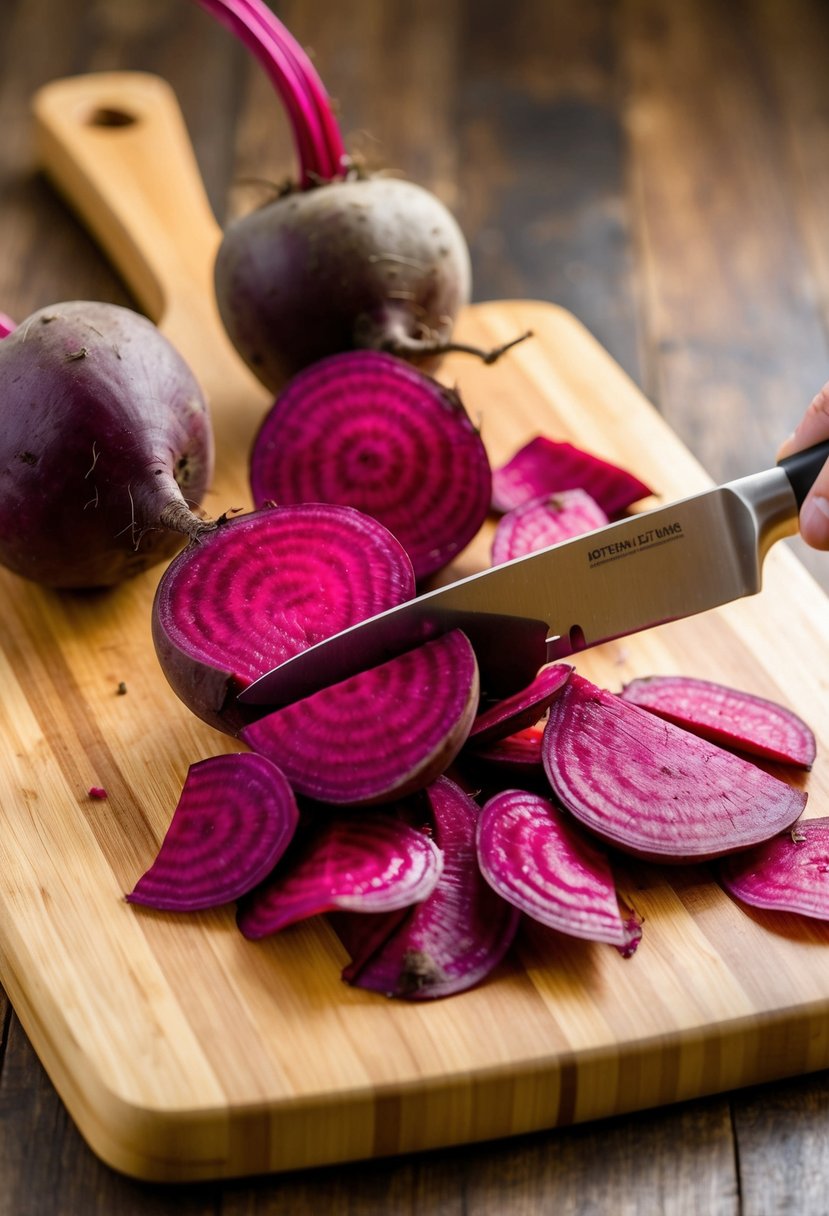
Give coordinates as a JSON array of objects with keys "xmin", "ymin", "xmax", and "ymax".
[{"xmin": 777, "ymin": 439, "xmax": 829, "ymax": 509}]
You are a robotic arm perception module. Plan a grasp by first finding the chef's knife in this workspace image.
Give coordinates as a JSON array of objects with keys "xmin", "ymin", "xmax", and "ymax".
[{"xmin": 239, "ymin": 440, "xmax": 829, "ymax": 706}]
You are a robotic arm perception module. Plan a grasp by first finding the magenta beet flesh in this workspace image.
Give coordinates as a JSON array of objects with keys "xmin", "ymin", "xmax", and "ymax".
[
  {"xmin": 467, "ymin": 664, "xmax": 572, "ymax": 748},
  {"xmin": 619, "ymin": 674, "xmax": 816, "ymax": 768},
  {"xmin": 250, "ymin": 351, "xmax": 492, "ymax": 579},
  {"xmin": 491, "ymin": 436, "xmax": 652, "ymax": 518},
  {"xmin": 127, "ymin": 753, "xmax": 298, "ymax": 912},
  {"xmin": 241, "ymin": 631, "xmax": 480, "ymax": 805},
  {"xmin": 237, "ymin": 812, "xmax": 444, "ymax": 938},
  {"xmin": 719, "ymin": 818, "xmax": 829, "ymax": 918},
  {"xmin": 342, "ymin": 776, "xmax": 521, "ymax": 999},
  {"xmin": 477, "ymin": 789, "xmax": 641, "ymax": 950},
  {"xmin": 542, "ymin": 673, "xmax": 807, "ymax": 861},
  {"xmin": 491, "ymin": 490, "xmax": 608, "ymax": 564},
  {"xmin": 0, "ymin": 301, "xmax": 213, "ymax": 587},
  {"xmin": 152, "ymin": 503, "xmax": 415, "ymax": 732}
]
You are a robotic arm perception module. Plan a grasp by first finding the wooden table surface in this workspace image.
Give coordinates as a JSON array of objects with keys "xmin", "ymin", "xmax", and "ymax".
[{"xmin": 3, "ymin": 0, "xmax": 829, "ymax": 1211}]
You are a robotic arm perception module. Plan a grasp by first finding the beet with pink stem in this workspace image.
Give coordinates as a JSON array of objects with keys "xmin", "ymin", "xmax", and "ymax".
[
  {"xmin": 342, "ymin": 776, "xmax": 521, "ymax": 999},
  {"xmin": 152, "ymin": 502, "xmax": 415, "ymax": 733},
  {"xmin": 542, "ymin": 673, "xmax": 807, "ymax": 862},
  {"xmin": 491, "ymin": 490, "xmax": 609, "ymax": 565},
  {"xmin": 197, "ymin": 0, "xmax": 523, "ymax": 391},
  {"xmin": 491, "ymin": 436, "xmax": 653, "ymax": 517},
  {"xmin": 477, "ymin": 789, "xmax": 641, "ymax": 952},
  {"xmin": 241, "ymin": 631, "xmax": 479, "ymax": 805},
  {"xmin": 619, "ymin": 674, "xmax": 816, "ymax": 769},
  {"xmin": 249, "ymin": 351, "xmax": 492, "ymax": 579},
  {"xmin": 237, "ymin": 811, "xmax": 444, "ymax": 938},
  {"xmin": 0, "ymin": 301, "xmax": 214, "ymax": 588},
  {"xmin": 718, "ymin": 818, "xmax": 829, "ymax": 919},
  {"xmin": 127, "ymin": 752, "xmax": 298, "ymax": 912}
]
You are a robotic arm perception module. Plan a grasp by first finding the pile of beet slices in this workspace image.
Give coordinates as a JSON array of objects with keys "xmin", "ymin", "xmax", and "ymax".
[{"xmin": 135, "ymin": 351, "xmax": 820, "ymax": 1001}]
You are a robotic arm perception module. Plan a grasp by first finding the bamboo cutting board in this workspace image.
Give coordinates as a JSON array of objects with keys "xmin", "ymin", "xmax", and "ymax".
[{"xmin": 2, "ymin": 71, "xmax": 828, "ymax": 1182}]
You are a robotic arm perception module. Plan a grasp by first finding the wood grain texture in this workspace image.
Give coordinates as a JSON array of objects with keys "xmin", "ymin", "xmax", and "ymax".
[
  {"xmin": 0, "ymin": 68, "xmax": 824, "ymax": 1185},
  {"xmin": 3, "ymin": 0, "xmax": 829, "ymax": 1211}
]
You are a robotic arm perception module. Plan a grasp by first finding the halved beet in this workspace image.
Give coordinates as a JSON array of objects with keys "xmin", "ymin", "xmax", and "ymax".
[
  {"xmin": 491, "ymin": 436, "xmax": 653, "ymax": 517},
  {"xmin": 237, "ymin": 811, "xmax": 444, "ymax": 938},
  {"xmin": 542, "ymin": 673, "xmax": 807, "ymax": 862},
  {"xmin": 152, "ymin": 503, "xmax": 415, "ymax": 733},
  {"xmin": 249, "ymin": 352, "xmax": 492, "ymax": 579},
  {"xmin": 126, "ymin": 753, "xmax": 298, "ymax": 912},
  {"xmin": 619, "ymin": 674, "xmax": 816, "ymax": 769},
  {"xmin": 491, "ymin": 491, "xmax": 608, "ymax": 564},
  {"xmin": 241, "ymin": 631, "xmax": 479, "ymax": 805},
  {"xmin": 718, "ymin": 819, "xmax": 829, "ymax": 918},
  {"xmin": 342, "ymin": 776, "xmax": 521, "ymax": 999},
  {"xmin": 477, "ymin": 789, "xmax": 641, "ymax": 951},
  {"xmin": 467, "ymin": 663, "xmax": 572, "ymax": 748}
]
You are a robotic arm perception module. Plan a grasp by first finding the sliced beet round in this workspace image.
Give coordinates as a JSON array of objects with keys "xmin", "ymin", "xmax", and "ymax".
[
  {"xmin": 491, "ymin": 436, "xmax": 652, "ymax": 517},
  {"xmin": 619, "ymin": 674, "xmax": 816, "ymax": 769},
  {"xmin": 241, "ymin": 630, "xmax": 479, "ymax": 805},
  {"xmin": 126, "ymin": 753, "xmax": 298, "ymax": 912},
  {"xmin": 152, "ymin": 502, "xmax": 415, "ymax": 732},
  {"xmin": 477, "ymin": 789, "xmax": 641, "ymax": 951},
  {"xmin": 718, "ymin": 819, "xmax": 829, "ymax": 918},
  {"xmin": 249, "ymin": 351, "xmax": 492, "ymax": 579},
  {"xmin": 467, "ymin": 663, "xmax": 572, "ymax": 748},
  {"xmin": 542, "ymin": 673, "xmax": 807, "ymax": 862},
  {"xmin": 237, "ymin": 811, "xmax": 444, "ymax": 938},
  {"xmin": 491, "ymin": 490, "xmax": 608, "ymax": 564},
  {"xmin": 342, "ymin": 775, "xmax": 521, "ymax": 999}
]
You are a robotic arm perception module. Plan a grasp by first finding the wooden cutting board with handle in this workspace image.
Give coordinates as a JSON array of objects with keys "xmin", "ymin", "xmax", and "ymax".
[{"xmin": 2, "ymin": 70, "xmax": 828, "ymax": 1182}]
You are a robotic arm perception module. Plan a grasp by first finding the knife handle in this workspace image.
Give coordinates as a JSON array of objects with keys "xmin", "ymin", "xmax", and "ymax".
[{"xmin": 777, "ymin": 439, "xmax": 829, "ymax": 508}]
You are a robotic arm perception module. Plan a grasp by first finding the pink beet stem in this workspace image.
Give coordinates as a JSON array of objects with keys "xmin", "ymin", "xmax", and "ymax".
[
  {"xmin": 195, "ymin": 0, "xmax": 346, "ymax": 185},
  {"xmin": 0, "ymin": 312, "xmax": 15, "ymax": 338}
]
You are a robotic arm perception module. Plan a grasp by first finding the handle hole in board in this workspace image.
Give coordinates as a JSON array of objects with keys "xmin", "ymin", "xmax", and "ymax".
[{"xmin": 86, "ymin": 106, "xmax": 138, "ymax": 129}]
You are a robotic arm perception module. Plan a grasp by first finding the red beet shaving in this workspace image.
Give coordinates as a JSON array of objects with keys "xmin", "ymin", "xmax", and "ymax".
[
  {"xmin": 542, "ymin": 673, "xmax": 807, "ymax": 861},
  {"xmin": 718, "ymin": 818, "xmax": 829, "ymax": 919},
  {"xmin": 468, "ymin": 724, "xmax": 546, "ymax": 774},
  {"xmin": 477, "ymin": 789, "xmax": 641, "ymax": 951},
  {"xmin": 341, "ymin": 776, "xmax": 521, "ymax": 999},
  {"xmin": 491, "ymin": 490, "xmax": 608, "ymax": 564},
  {"xmin": 467, "ymin": 663, "xmax": 572, "ymax": 748},
  {"xmin": 619, "ymin": 674, "xmax": 816, "ymax": 769},
  {"xmin": 242, "ymin": 631, "xmax": 479, "ymax": 805},
  {"xmin": 249, "ymin": 352, "xmax": 492, "ymax": 580},
  {"xmin": 127, "ymin": 753, "xmax": 298, "ymax": 912},
  {"xmin": 237, "ymin": 811, "xmax": 443, "ymax": 938},
  {"xmin": 491, "ymin": 436, "xmax": 653, "ymax": 517},
  {"xmin": 152, "ymin": 503, "xmax": 415, "ymax": 732}
]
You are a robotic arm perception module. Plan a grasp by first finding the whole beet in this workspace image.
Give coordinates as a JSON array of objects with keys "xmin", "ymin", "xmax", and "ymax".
[
  {"xmin": 214, "ymin": 176, "xmax": 472, "ymax": 393},
  {"xmin": 0, "ymin": 301, "xmax": 214, "ymax": 588}
]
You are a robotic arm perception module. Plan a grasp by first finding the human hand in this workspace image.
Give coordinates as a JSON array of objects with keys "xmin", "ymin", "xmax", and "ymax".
[{"xmin": 778, "ymin": 382, "xmax": 829, "ymax": 549}]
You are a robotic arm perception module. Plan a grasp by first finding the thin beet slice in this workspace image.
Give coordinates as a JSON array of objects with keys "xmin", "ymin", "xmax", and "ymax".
[
  {"xmin": 718, "ymin": 819, "xmax": 829, "ymax": 918},
  {"xmin": 237, "ymin": 812, "xmax": 444, "ymax": 938},
  {"xmin": 542, "ymin": 673, "xmax": 807, "ymax": 862},
  {"xmin": 342, "ymin": 776, "xmax": 521, "ymax": 999},
  {"xmin": 241, "ymin": 631, "xmax": 479, "ymax": 805},
  {"xmin": 468, "ymin": 725, "xmax": 545, "ymax": 773},
  {"xmin": 127, "ymin": 753, "xmax": 298, "ymax": 912},
  {"xmin": 152, "ymin": 503, "xmax": 415, "ymax": 733},
  {"xmin": 491, "ymin": 436, "xmax": 653, "ymax": 517},
  {"xmin": 619, "ymin": 674, "xmax": 816, "ymax": 769},
  {"xmin": 467, "ymin": 663, "xmax": 572, "ymax": 748},
  {"xmin": 477, "ymin": 789, "xmax": 641, "ymax": 951},
  {"xmin": 249, "ymin": 352, "xmax": 492, "ymax": 579},
  {"xmin": 491, "ymin": 490, "xmax": 608, "ymax": 564}
]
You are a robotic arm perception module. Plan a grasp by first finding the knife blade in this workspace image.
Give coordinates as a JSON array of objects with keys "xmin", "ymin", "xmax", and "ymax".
[{"xmin": 238, "ymin": 440, "xmax": 829, "ymax": 706}]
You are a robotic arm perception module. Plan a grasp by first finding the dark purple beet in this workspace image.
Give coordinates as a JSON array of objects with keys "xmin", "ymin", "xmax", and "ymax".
[
  {"xmin": 249, "ymin": 351, "xmax": 492, "ymax": 579},
  {"xmin": 127, "ymin": 752, "xmax": 298, "ymax": 912},
  {"xmin": 241, "ymin": 631, "xmax": 479, "ymax": 805},
  {"xmin": 215, "ymin": 177, "xmax": 473, "ymax": 393},
  {"xmin": 152, "ymin": 503, "xmax": 415, "ymax": 733},
  {"xmin": 0, "ymin": 301, "xmax": 214, "ymax": 587}
]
